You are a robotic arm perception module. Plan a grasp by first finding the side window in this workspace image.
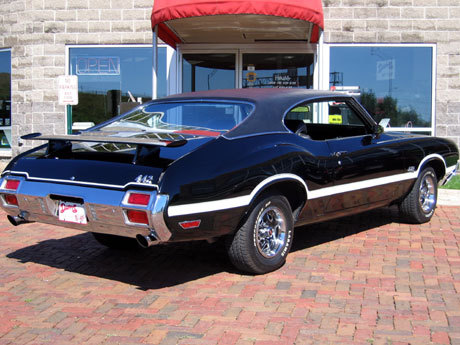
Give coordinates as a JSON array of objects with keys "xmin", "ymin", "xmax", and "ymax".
[{"xmin": 285, "ymin": 100, "xmax": 369, "ymax": 140}]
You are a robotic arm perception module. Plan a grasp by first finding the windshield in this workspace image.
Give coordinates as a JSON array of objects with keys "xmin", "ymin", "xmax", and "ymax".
[{"xmin": 99, "ymin": 101, "xmax": 254, "ymax": 137}]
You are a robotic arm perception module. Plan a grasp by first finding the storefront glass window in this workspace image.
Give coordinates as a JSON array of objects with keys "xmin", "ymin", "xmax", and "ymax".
[
  {"xmin": 242, "ymin": 54, "xmax": 314, "ymax": 89},
  {"xmin": 69, "ymin": 46, "xmax": 167, "ymax": 131},
  {"xmin": 0, "ymin": 49, "xmax": 11, "ymax": 149},
  {"xmin": 182, "ymin": 53, "xmax": 235, "ymax": 92},
  {"xmin": 330, "ymin": 46, "xmax": 433, "ymax": 130}
]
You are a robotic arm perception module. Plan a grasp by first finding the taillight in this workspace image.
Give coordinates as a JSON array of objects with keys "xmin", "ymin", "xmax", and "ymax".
[
  {"xmin": 127, "ymin": 192, "xmax": 150, "ymax": 206},
  {"xmin": 4, "ymin": 194, "xmax": 18, "ymax": 206},
  {"xmin": 126, "ymin": 210, "xmax": 149, "ymax": 225},
  {"xmin": 4, "ymin": 179, "xmax": 20, "ymax": 191}
]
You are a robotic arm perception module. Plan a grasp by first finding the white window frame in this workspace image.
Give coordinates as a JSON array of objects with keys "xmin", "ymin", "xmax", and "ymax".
[
  {"xmin": 0, "ymin": 48, "xmax": 12, "ymax": 157},
  {"xmin": 324, "ymin": 43, "xmax": 436, "ymax": 135},
  {"xmin": 65, "ymin": 44, "xmax": 177, "ymax": 133},
  {"xmin": 176, "ymin": 43, "xmax": 319, "ymax": 93}
]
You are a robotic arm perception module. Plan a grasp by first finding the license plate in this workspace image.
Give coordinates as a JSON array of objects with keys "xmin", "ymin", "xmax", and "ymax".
[{"xmin": 58, "ymin": 201, "xmax": 87, "ymax": 224}]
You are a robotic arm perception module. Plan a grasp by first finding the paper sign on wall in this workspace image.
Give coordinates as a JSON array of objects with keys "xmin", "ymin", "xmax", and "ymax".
[{"xmin": 58, "ymin": 75, "xmax": 78, "ymax": 105}]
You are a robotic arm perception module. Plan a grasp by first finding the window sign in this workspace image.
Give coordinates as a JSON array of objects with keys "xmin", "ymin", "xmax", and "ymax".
[
  {"xmin": 330, "ymin": 45, "xmax": 434, "ymax": 132},
  {"xmin": 76, "ymin": 56, "xmax": 120, "ymax": 75},
  {"xmin": 242, "ymin": 54, "xmax": 314, "ymax": 89},
  {"xmin": 376, "ymin": 59, "xmax": 395, "ymax": 81}
]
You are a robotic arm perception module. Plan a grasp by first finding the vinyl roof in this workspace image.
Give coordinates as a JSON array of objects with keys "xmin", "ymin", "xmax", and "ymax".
[{"xmin": 156, "ymin": 88, "xmax": 349, "ymax": 138}]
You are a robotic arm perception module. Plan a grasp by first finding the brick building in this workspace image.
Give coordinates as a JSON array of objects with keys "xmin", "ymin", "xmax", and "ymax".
[{"xmin": 0, "ymin": 0, "xmax": 459, "ymax": 157}]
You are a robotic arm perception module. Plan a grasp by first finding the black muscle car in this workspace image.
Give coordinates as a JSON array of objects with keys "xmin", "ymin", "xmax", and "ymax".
[{"xmin": 1, "ymin": 89, "xmax": 458, "ymax": 274}]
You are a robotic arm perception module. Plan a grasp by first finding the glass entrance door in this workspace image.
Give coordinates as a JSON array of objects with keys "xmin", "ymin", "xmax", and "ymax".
[
  {"xmin": 180, "ymin": 47, "xmax": 317, "ymax": 93},
  {"xmin": 182, "ymin": 53, "xmax": 236, "ymax": 92}
]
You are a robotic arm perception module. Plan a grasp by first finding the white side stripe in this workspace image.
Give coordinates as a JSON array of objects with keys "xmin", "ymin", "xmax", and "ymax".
[
  {"xmin": 167, "ymin": 153, "xmax": 452, "ymax": 217},
  {"xmin": 167, "ymin": 171, "xmax": 418, "ymax": 217},
  {"xmin": 308, "ymin": 172, "xmax": 416, "ymax": 199},
  {"xmin": 167, "ymin": 173, "xmax": 307, "ymax": 217},
  {"xmin": 168, "ymin": 195, "xmax": 251, "ymax": 217}
]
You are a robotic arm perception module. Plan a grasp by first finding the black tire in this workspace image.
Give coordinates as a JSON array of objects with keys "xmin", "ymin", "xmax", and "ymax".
[
  {"xmin": 399, "ymin": 167, "xmax": 438, "ymax": 224},
  {"xmin": 92, "ymin": 232, "xmax": 139, "ymax": 250},
  {"xmin": 226, "ymin": 194, "xmax": 294, "ymax": 274}
]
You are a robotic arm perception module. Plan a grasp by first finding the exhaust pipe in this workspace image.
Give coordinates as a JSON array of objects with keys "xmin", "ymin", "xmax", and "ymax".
[
  {"xmin": 136, "ymin": 231, "xmax": 158, "ymax": 248},
  {"xmin": 7, "ymin": 213, "xmax": 32, "ymax": 226}
]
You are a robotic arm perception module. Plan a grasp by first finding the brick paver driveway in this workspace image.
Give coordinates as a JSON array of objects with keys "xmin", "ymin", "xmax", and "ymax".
[{"xmin": 0, "ymin": 206, "xmax": 459, "ymax": 345}]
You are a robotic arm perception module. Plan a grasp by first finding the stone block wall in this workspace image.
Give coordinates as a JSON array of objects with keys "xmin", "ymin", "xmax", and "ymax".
[
  {"xmin": 323, "ymin": 0, "xmax": 460, "ymax": 146},
  {"xmin": 0, "ymin": 0, "xmax": 153, "ymax": 155}
]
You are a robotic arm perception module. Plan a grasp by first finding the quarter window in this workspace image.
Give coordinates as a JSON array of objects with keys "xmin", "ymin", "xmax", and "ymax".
[{"xmin": 285, "ymin": 100, "xmax": 368, "ymax": 140}]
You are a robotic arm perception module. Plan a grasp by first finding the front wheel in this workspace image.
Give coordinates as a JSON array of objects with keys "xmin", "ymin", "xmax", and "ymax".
[
  {"xmin": 226, "ymin": 194, "xmax": 294, "ymax": 274},
  {"xmin": 399, "ymin": 167, "xmax": 438, "ymax": 224}
]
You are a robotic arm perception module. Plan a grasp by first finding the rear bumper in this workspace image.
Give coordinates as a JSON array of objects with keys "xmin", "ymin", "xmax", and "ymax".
[{"xmin": 0, "ymin": 175, "xmax": 172, "ymax": 242}]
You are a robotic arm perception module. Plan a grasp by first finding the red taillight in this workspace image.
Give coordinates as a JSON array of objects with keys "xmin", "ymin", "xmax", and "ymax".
[
  {"xmin": 127, "ymin": 193, "xmax": 150, "ymax": 206},
  {"xmin": 126, "ymin": 210, "xmax": 149, "ymax": 225},
  {"xmin": 5, "ymin": 180, "xmax": 20, "ymax": 191},
  {"xmin": 4, "ymin": 194, "xmax": 18, "ymax": 206},
  {"xmin": 179, "ymin": 220, "xmax": 201, "ymax": 229}
]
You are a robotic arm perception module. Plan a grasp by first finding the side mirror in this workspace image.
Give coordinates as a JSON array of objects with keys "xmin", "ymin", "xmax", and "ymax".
[{"xmin": 373, "ymin": 124, "xmax": 384, "ymax": 137}]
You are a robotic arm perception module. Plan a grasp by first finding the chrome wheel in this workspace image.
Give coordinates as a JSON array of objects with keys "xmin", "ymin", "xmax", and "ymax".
[
  {"xmin": 419, "ymin": 173, "xmax": 436, "ymax": 213},
  {"xmin": 256, "ymin": 206, "xmax": 287, "ymax": 258}
]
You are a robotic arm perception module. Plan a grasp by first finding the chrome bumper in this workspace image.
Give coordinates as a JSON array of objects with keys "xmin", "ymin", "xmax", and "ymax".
[{"xmin": 0, "ymin": 175, "xmax": 172, "ymax": 242}]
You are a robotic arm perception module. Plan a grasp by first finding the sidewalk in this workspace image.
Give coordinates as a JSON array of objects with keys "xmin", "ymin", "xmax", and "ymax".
[{"xmin": 438, "ymin": 188, "xmax": 460, "ymax": 206}]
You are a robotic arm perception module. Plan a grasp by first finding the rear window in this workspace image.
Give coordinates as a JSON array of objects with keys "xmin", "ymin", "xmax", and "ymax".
[{"xmin": 100, "ymin": 101, "xmax": 254, "ymax": 136}]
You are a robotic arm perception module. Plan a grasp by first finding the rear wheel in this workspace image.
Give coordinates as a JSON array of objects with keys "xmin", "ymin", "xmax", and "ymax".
[
  {"xmin": 227, "ymin": 194, "xmax": 294, "ymax": 274},
  {"xmin": 92, "ymin": 232, "xmax": 139, "ymax": 250},
  {"xmin": 399, "ymin": 167, "xmax": 438, "ymax": 224}
]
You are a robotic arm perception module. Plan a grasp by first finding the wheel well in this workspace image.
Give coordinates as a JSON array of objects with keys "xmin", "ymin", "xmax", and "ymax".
[
  {"xmin": 255, "ymin": 180, "xmax": 307, "ymax": 220},
  {"xmin": 421, "ymin": 159, "xmax": 445, "ymax": 182}
]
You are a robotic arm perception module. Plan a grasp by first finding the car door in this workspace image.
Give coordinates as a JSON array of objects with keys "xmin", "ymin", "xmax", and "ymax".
[
  {"xmin": 323, "ymin": 99, "xmax": 407, "ymax": 212},
  {"xmin": 285, "ymin": 97, "xmax": 408, "ymax": 220}
]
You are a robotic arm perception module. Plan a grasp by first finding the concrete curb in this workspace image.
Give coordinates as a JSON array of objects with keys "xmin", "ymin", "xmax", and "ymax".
[{"xmin": 438, "ymin": 188, "xmax": 460, "ymax": 206}]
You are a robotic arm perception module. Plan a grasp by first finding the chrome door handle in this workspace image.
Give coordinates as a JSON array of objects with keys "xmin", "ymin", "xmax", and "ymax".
[{"xmin": 332, "ymin": 151, "xmax": 347, "ymax": 157}]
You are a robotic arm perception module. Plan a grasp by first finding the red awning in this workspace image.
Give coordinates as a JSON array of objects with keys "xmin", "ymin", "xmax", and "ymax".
[{"xmin": 151, "ymin": 0, "xmax": 324, "ymax": 48}]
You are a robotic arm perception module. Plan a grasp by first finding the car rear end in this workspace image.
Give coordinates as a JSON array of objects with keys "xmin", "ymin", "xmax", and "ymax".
[{"xmin": 0, "ymin": 153, "xmax": 172, "ymax": 245}]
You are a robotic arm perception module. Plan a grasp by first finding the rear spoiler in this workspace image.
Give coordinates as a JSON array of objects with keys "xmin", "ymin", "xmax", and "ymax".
[
  {"xmin": 21, "ymin": 132, "xmax": 187, "ymax": 147},
  {"xmin": 21, "ymin": 132, "xmax": 188, "ymax": 165}
]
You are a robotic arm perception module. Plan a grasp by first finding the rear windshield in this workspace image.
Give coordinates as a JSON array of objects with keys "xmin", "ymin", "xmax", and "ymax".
[{"xmin": 99, "ymin": 101, "xmax": 254, "ymax": 137}]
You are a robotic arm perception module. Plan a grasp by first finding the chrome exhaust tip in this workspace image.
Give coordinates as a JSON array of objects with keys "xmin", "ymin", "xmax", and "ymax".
[
  {"xmin": 7, "ymin": 214, "xmax": 31, "ymax": 226},
  {"xmin": 136, "ymin": 232, "xmax": 158, "ymax": 248}
]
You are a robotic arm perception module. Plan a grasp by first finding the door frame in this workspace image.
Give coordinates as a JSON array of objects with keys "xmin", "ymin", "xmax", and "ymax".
[{"xmin": 177, "ymin": 43, "xmax": 320, "ymax": 93}]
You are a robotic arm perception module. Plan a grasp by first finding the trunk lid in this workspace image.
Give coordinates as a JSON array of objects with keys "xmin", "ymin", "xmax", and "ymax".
[{"xmin": 7, "ymin": 131, "xmax": 215, "ymax": 189}]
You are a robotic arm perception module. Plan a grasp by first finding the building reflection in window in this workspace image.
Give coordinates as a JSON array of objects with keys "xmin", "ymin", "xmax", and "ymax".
[
  {"xmin": 69, "ymin": 46, "xmax": 167, "ymax": 130},
  {"xmin": 330, "ymin": 46, "xmax": 433, "ymax": 130},
  {"xmin": 182, "ymin": 54, "xmax": 236, "ymax": 92}
]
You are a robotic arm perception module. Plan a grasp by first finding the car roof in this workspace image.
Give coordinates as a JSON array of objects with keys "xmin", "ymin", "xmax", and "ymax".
[{"xmin": 154, "ymin": 88, "xmax": 354, "ymax": 138}]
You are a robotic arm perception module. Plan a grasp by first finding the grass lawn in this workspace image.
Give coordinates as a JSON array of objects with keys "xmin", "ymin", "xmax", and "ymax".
[{"xmin": 441, "ymin": 174, "xmax": 460, "ymax": 190}]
